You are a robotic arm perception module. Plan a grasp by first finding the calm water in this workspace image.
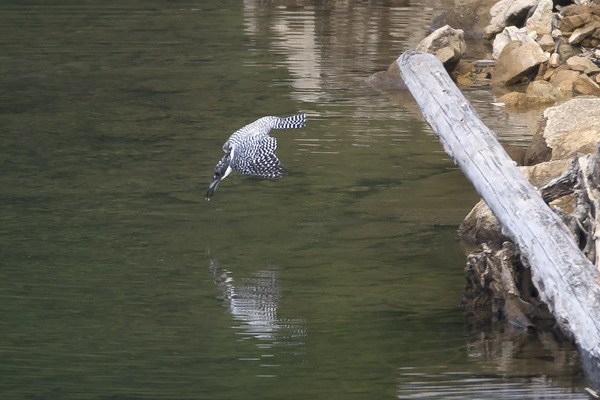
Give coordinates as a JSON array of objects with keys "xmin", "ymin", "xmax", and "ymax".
[{"xmin": 0, "ymin": 1, "xmax": 591, "ymax": 399}]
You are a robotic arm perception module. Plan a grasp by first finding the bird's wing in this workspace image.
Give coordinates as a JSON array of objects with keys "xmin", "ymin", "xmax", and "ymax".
[{"xmin": 231, "ymin": 136, "xmax": 286, "ymax": 178}]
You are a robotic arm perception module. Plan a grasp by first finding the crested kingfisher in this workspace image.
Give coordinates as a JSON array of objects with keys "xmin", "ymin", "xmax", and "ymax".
[{"xmin": 205, "ymin": 113, "xmax": 306, "ymax": 200}]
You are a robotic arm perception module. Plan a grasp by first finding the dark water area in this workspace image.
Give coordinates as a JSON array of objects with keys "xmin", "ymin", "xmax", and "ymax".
[{"xmin": 0, "ymin": 1, "xmax": 591, "ymax": 399}]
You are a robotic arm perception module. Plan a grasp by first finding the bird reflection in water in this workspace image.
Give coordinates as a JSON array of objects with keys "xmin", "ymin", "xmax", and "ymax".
[{"xmin": 209, "ymin": 256, "xmax": 305, "ymax": 353}]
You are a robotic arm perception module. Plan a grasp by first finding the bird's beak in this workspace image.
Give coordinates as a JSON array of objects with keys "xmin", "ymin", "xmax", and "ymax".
[{"xmin": 205, "ymin": 178, "xmax": 220, "ymax": 201}]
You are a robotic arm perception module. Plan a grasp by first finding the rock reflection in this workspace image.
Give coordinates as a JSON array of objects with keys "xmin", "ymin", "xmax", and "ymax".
[
  {"xmin": 396, "ymin": 324, "xmax": 589, "ymax": 398},
  {"xmin": 242, "ymin": 0, "xmax": 440, "ymax": 102},
  {"xmin": 209, "ymin": 256, "xmax": 305, "ymax": 353},
  {"xmin": 466, "ymin": 328, "xmax": 583, "ymax": 381}
]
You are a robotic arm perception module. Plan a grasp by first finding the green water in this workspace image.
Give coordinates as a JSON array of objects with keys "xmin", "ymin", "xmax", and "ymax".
[{"xmin": 0, "ymin": 1, "xmax": 590, "ymax": 399}]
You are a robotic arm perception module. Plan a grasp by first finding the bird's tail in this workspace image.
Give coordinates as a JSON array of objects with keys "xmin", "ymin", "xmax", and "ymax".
[{"xmin": 273, "ymin": 113, "xmax": 306, "ymax": 130}]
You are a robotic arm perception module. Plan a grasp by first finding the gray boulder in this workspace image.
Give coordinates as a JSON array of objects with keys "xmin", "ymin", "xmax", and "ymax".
[
  {"xmin": 492, "ymin": 26, "xmax": 533, "ymax": 59},
  {"xmin": 485, "ymin": 0, "xmax": 539, "ymax": 38},
  {"xmin": 525, "ymin": 0, "xmax": 554, "ymax": 37},
  {"xmin": 543, "ymin": 97, "xmax": 600, "ymax": 160}
]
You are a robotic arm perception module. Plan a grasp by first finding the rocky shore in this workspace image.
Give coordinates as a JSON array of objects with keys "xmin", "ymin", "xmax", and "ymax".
[{"xmin": 368, "ymin": 0, "xmax": 600, "ymax": 344}]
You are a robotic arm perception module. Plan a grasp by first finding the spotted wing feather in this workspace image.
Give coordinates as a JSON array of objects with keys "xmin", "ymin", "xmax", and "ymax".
[{"xmin": 231, "ymin": 136, "xmax": 286, "ymax": 178}]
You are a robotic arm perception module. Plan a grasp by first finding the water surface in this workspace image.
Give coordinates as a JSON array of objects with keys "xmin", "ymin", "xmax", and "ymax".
[{"xmin": 0, "ymin": 1, "xmax": 590, "ymax": 399}]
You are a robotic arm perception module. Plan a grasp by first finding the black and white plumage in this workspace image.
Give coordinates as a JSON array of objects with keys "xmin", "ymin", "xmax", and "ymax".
[{"xmin": 206, "ymin": 113, "xmax": 306, "ymax": 200}]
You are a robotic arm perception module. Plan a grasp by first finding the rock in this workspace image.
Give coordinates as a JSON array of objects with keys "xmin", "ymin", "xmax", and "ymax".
[
  {"xmin": 524, "ymin": 126, "xmax": 552, "ymax": 165},
  {"xmin": 534, "ymin": 61, "xmax": 546, "ymax": 80},
  {"xmin": 561, "ymin": 4, "xmax": 584, "ymax": 18},
  {"xmin": 503, "ymin": 143, "xmax": 527, "ymax": 165},
  {"xmin": 416, "ymin": 25, "xmax": 466, "ymax": 70},
  {"xmin": 452, "ymin": 61, "xmax": 477, "ymax": 86},
  {"xmin": 492, "ymin": 40, "xmax": 548, "ymax": 85},
  {"xmin": 521, "ymin": 159, "xmax": 573, "ymax": 187},
  {"xmin": 557, "ymin": 42, "xmax": 582, "ymax": 62},
  {"xmin": 460, "ymin": 199, "xmax": 507, "ymax": 245},
  {"xmin": 550, "ymin": 69, "xmax": 580, "ymax": 91},
  {"xmin": 559, "ymin": 13, "xmax": 592, "ymax": 33},
  {"xmin": 454, "ymin": 60, "xmax": 476, "ymax": 76},
  {"xmin": 365, "ymin": 60, "xmax": 407, "ymax": 90},
  {"xmin": 552, "ymin": 28, "xmax": 563, "ymax": 39},
  {"xmin": 485, "ymin": 0, "xmax": 539, "ymax": 38},
  {"xmin": 573, "ymin": 73, "xmax": 600, "ymax": 95},
  {"xmin": 568, "ymin": 22, "xmax": 600, "ymax": 44},
  {"xmin": 527, "ymin": 79, "xmax": 571, "ymax": 101},
  {"xmin": 537, "ymin": 33, "xmax": 556, "ymax": 52},
  {"xmin": 526, "ymin": 0, "xmax": 554, "ymax": 37},
  {"xmin": 548, "ymin": 52, "xmax": 561, "ymax": 67},
  {"xmin": 496, "ymin": 82, "xmax": 568, "ymax": 111},
  {"xmin": 431, "ymin": 0, "xmax": 497, "ymax": 39},
  {"xmin": 366, "ymin": 25, "xmax": 468, "ymax": 89},
  {"xmin": 497, "ymin": 91, "xmax": 530, "ymax": 108},
  {"xmin": 542, "ymin": 97, "xmax": 600, "ymax": 160},
  {"xmin": 492, "ymin": 26, "xmax": 533, "ymax": 59},
  {"xmin": 456, "ymin": 74, "xmax": 474, "ymax": 87},
  {"xmin": 566, "ymin": 55, "xmax": 600, "ymax": 74}
]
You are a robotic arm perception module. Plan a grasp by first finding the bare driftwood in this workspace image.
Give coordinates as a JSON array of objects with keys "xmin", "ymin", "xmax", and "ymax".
[{"xmin": 397, "ymin": 51, "xmax": 600, "ymax": 364}]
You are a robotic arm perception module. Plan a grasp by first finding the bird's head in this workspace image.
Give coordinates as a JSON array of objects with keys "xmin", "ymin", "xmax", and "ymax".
[{"xmin": 206, "ymin": 154, "xmax": 232, "ymax": 201}]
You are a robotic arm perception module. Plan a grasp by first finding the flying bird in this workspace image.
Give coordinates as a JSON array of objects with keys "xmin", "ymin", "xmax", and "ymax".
[{"xmin": 206, "ymin": 113, "xmax": 307, "ymax": 200}]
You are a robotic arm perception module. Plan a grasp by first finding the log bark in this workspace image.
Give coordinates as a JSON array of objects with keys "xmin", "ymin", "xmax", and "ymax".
[{"xmin": 397, "ymin": 51, "xmax": 600, "ymax": 364}]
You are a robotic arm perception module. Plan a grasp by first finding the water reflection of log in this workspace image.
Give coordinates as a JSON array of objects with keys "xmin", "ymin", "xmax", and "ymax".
[
  {"xmin": 397, "ymin": 363, "xmax": 586, "ymax": 399},
  {"xmin": 209, "ymin": 256, "xmax": 305, "ymax": 352},
  {"xmin": 397, "ymin": 51, "xmax": 600, "ymax": 389}
]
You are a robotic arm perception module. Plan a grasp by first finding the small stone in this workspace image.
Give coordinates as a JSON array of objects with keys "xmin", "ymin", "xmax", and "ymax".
[
  {"xmin": 535, "ymin": 62, "xmax": 547, "ymax": 80},
  {"xmin": 548, "ymin": 52, "xmax": 562, "ymax": 68},
  {"xmin": 544, "ymin": 68, "xmax": 555, "ymax": 80},
  {"xmin": 453, "ymin": 61, "xmax": 476, "ymax": 76},
  {"xmin": 552, "ymin": 28, "xmax": 563, "ymax": 39},
  {"xmin": 497, "ymin": 91, "xmax": 530, "ymax": 108},
  {"xmin": 456, "ymin": 74, "xmax": 473, "ymax": 87}
]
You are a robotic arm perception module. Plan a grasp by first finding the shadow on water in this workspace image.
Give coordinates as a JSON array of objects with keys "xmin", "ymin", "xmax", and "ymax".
[{"xmin": 0, "ymin": 0, "xmax": 593, "ymax": 399}]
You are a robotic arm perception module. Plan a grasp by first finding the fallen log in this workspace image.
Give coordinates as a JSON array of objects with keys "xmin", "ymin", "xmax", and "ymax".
[{"xmin": 397, "ymin": 51, "xmax": 600, "ymax": 380}]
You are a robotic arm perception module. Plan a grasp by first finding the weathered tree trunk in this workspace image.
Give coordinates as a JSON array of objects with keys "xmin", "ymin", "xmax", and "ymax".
[{"xmin": 397, "ymin": 51, "xmax": 600, "ymax": 367}]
